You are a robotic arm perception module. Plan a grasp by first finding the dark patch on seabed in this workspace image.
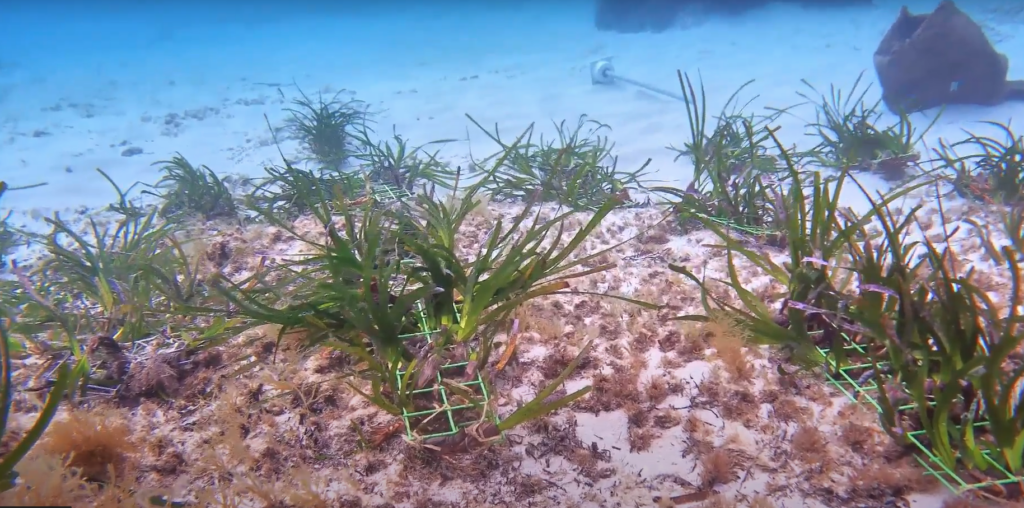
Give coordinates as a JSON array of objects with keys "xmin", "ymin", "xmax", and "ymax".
[{"xmin": 594, "ymin": 0, "xmax": 873, "ymax": 33}]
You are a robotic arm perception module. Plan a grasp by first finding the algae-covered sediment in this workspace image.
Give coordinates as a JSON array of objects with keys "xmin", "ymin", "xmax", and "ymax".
[{"xmin": 0, "ymin": 75, "xmax": 1021, "ymax": 508}]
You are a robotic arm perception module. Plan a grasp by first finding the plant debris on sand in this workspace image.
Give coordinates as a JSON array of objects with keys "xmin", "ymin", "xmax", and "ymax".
[{"xmin": 1, "ymin": 72, "xmax": 1022, "ymax": 508}]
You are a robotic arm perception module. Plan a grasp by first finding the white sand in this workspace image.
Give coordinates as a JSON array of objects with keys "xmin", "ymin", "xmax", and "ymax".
[{"xmin": 2, "ymin": 1, "xmax": 1022, "ymax": 505}]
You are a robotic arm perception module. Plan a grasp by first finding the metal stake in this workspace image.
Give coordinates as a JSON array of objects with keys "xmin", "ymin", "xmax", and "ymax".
[{"xmin": 590, "ymin": 58, "xmax": 687, "ymax": 103}]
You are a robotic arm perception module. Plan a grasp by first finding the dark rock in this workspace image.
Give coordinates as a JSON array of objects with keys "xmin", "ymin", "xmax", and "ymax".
[
  {"xmin": 594, "ymin": 0, "xmax": 872, "ymax": 33},
  {"xmin": 595, "ymin": 0, "xmax": 680, "ymax": 33},
  {"xmin": 874, "ymin": 0, "xmax": 1024, "ymax": 113},
  {"xmin": 121, "ymin": 146, "xmax": 143, "ymax": 157}
]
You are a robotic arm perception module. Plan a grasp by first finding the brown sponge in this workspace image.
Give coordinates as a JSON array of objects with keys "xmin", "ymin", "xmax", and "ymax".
[{"xmin": 874, "ymin": 0, "xmax": 1016, "ymax": 113}]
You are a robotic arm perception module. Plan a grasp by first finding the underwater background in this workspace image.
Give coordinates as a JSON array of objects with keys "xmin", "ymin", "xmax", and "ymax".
[
  {"xmin": 0, "ymin": 0, "xmax": 1022, "ymax": 221},
  {"xmin": 3, "ymin": 3, "xmax": 1024, "ymax": 507}
]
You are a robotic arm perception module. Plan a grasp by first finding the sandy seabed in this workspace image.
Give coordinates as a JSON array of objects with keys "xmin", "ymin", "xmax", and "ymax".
[{"xmin": 2, "ymin": 194, "xmax": 1016, "ymax": 507}]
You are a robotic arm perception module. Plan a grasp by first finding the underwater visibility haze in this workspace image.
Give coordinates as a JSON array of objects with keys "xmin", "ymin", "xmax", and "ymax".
[{"xmin": 1, "ymin": 0, "xmax": 1024, "ymax": 506}]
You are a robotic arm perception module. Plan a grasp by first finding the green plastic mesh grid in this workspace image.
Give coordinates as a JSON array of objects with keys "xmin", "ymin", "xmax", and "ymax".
[
  {"xmin": 397, "ymin": 361, "xmax": 493, "ymax": 440},
  {"xmin": 816, "ymin": 335, "xmax": 1024, "ymax": 495},
  {"xmin": 326, "ymin": 183, "xmax": 413, "ymax": 218},
  {"xmin": 368, "ymin": 184, "xmax": 413, "ymax": 204},
  {"xmin": 396, "ymin": 302, "xmax": 500, "ymax": 440},
  {"xmin": 685, "ymin": 210, "xmax": 1018, "ymax": 493},
  {"xmin": 691, "ymin": 211, "xmax": 1020, "ymax": 491},
  {"xmin": 689, "ymin": 210, "xmax": 777, "ymax": 236}
]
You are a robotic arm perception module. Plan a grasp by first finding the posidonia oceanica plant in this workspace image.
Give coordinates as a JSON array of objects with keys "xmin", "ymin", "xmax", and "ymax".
[
  {"xmin": 0, "ymin": 183, "xmax": 23, "ymax": 267},
  {"xmin": 22, "ymin": 205, "xmax": 207, "ymax": 347},
  {"xmin": 0, "ymin": 311, "xmax": 71, "ymax": 492},
  {"xmin": 26, "ymin": 210, "xmax": 172, "ymax": 344},
  {"xmin": 286, "ymin": 86, "xmax": 367, "ymax": 169},
  {"xmin": 0, "ymin": 180, "xmax": 48, "ymax": 267},
  {"xmin": 4, "ymin": 176, "xmax": 225, "ymax": 410},
  {"xmin": 469, "ymin": 114, "xmax": 651, "ymax": 210},
  {"xmin": 350, "ymin": 125, "xmax": 458, "ymax": 193},
  {"xmin": 403, "ymin": 167, "xmax": 657, "ymax": 371},
  {"xmin": 145, "ymin": 154, "xmax": 238, "ymax": 221},
  {"xmin": 838, "ymin": 182, "xmax": 1024, "ymax": 483},
  {"xmin": 669, "ymin": 125, "xmax": 929, "ymax": 368},
  {"xmin": 198, "ymin": 127, "xmax": 661, "ymax": 449},
  {"xmin": 798, "ymin": 71, "xmax": 938, "ymax": 181},
  {"xmin": 933, "ymin": 121, "xmax": 1024, "ymax": 206},
  {"xmin": 656, "ymin": 71, "xmax": 793, "ymax": 236},
  {"xmin": 246, "ymin": 115, "xmax": 364, "ymax": 219},
  {"xmin": 675, "ymin": 127, "xmax": 1024, "ymax": 485}
]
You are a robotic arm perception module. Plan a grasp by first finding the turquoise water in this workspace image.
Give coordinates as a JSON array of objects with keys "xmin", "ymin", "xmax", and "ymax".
[{"xmin": 0, "ymin": 0, "xmax": 1021, "ymax": 218}]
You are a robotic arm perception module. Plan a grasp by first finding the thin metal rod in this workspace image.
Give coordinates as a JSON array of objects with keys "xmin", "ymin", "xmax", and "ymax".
[{"xmin": 610, "ymin": 73, "xmax": 687, "ymax": 102}]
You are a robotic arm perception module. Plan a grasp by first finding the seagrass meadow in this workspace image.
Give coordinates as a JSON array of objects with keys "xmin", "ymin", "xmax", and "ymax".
[{"xmin": 2, "ymin": 72, "xmax": 1024, "ymax": 508}]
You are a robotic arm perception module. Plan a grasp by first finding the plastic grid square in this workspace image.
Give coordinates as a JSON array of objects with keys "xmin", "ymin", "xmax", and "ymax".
[
  {"xmin": 816, "ymin": 334, "xmax": 1024, "ymax": 494},
  {"xmin": 396, "ymin": 302, "xmax": 500, "ymax": 440},
  {"xmin": 369, "ymin": 184, "xmax": 413, "ymax": 204}
]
